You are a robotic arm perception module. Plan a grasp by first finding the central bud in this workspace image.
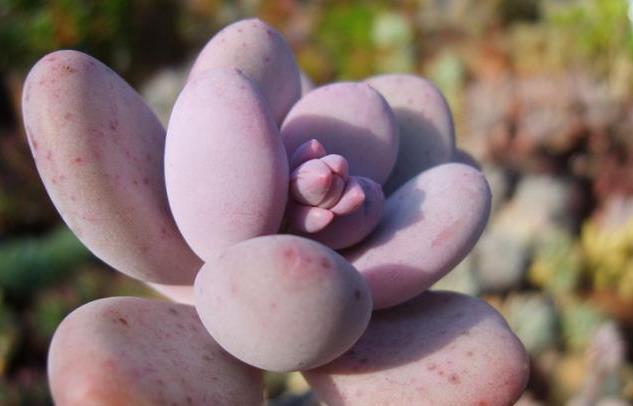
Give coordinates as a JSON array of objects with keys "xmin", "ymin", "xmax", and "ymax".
[{"xmin": 285, "ymin": 139, "xmax": 385, "ymax": 249}]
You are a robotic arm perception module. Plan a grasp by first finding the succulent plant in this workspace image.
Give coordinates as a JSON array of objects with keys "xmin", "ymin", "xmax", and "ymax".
[
  {"xmin": 582, "ymin": 196, "xmax": 633, "ymax": 301},
  {"xmin": 502, "ymin": 293, "xmax": 558, "ymax": 356},
  {"xmin": 22, "ymin": 18, "xmax": 528, "ymax": 405},
  {"xmin": 529, "ymin": 229, "xmax": 582, "ymax": 296}
]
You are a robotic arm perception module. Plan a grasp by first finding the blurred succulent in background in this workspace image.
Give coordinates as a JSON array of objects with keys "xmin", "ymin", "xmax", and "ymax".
[
  {"xmin": 582, "ymin": 196, "xmax": 633, "ymax": 301},
  {"xmin": 503, "ymin": 293, "xmax": 558, "ymax": 356},
  {"xmin": 21, "ymin": 17, "xmax": 530, "ymax": 405},
  {"xmin": 529, "ymin": 229, "xmax": 583, "ymax": 296}
]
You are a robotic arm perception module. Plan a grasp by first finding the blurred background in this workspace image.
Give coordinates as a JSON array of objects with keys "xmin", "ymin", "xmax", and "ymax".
[{"xmin": 1, "ymin": 0, "xmax": 633, "ymax": 404}]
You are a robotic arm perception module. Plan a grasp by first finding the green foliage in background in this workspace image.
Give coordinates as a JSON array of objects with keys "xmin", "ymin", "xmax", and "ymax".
[
  {"xmin": 545, "ymin": 0, "xmax": 633, "ymax": 65},
  {"xmin": 314, "ymin": 2, "xmax": 415, "ymax": 80},
  {"xmin": 0, "ymin": 0, "xmax": 132, "ymax": 71},
  {"xmin": 317, "ymin": 3, "xmax": 380, "ymax": 79},
  {"xmin": 0, "ymin": 227, "xmax": 90, "ymax": 295},
  {"xmin": 0, "ymin": 0, "xmax": 189, "ymax": 81}
]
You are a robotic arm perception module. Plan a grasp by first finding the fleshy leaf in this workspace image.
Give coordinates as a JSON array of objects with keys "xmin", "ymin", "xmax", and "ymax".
[
  {"xmin": 366, "ymin": 74, "xmax": 455, "ymax": 195},
  {"xmin": 300, "ymin": 70, "xmax": 315, "ymax": 96},
  {"xmin": 309, "ymin": 177, "xmax": 385, "ymax": 250},
  {"xmin": 165, "ymin": 68, "xmax": 288, "ymax": 261},
  {"xmin": 345, "ymin": 163, "xmax": 491, "ymax": 309},
  {"xmin": 48, "ymin": 297, "xmax": 263, "ymax": 405},
  {"xmin": 304, "ymin": 291, "xmax": 529, "ymax": 406},
  {"xmin": 22, "ymin": 50, "xmax": 201, "ymax": 284},
  {"xmin": 281, "ymin": 82, "xmax": 399, "ymax": 185},
  {"xmin": 188, "ymin": 18, "xmax": 301, "ymax": 124},
  {"xmin": 194, "ymin": 235, "xmax": 372, "ymax": 372},
  {"xmin": 146, "ymin": 282, "xmax": 194, "ymax": 305}
]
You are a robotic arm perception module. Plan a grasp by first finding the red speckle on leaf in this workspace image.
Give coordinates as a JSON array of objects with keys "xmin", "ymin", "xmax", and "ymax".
[
  {"xmin": 283, "ymin": 247, "xmax": 296, "ymax": 260},
  {"xmin": 73, "ymin": 157, "xmax": 83, "ymax": 164},
  {"xmin": 427, "ymin": 363, "xmax": 437, "ymax": 371},
  {"xmin": 320, "ymin": 258, "xmax": 331, "ymax": 269},
  {"xmin": 89, "ymin": 128, "xmax": 106, "ymax": 138},
  {"xmin": 142, "ymin": 177, "xmax": 149, "ymax": 185},
  {"xmin": 432, "ymin": 218, "xmax": 463, "ymax": 248},
  {"xmin": 64, "ymin": 112, "xmax": 73, "ymax": 121},
  {"xmin": 32, "ymin": 140, "xmax": 39, "ymax": 151},
  {"xmin": 449, "ymin": 374, "xmax": 460, "ymax": 384},
  {"xmin": 46, "ymin": 151, "xmax": 53, "ymax": 161}
]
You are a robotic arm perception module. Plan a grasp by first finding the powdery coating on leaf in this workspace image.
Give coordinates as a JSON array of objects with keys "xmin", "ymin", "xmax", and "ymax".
[
  {"xmin": 146, "ymin": 282, "xmax": 194, "ymax": 305},
  {"xmin": 300, "ymin": 70, "xmax": 315, "ymax": 96},
  {"xmin": 304, "ymin": 291, "xmax": 529, "ymax": 406},
  {"xmin": 21, "ymin": 50, "xmax": 201, "ymax": 284},
  {"xmin": 345, "ymin": 163, "xmax": 491, "ymax": 309},
  {"xmin": 366, "ymin": 74, "xmax": 455, "ymax": 195},
  {"xmin": 48, "ymin": 297, "xmax": 263, "ymax": 405},
  {"xmin": 188, "ymin": 18, "xmax": 301, "ymax": 124},
  {"xmin": 194, "ymin": 235, "xmax": 372, "ymax": 372},
  {"xmin": 281, "ymin": 82, "xmax": 399, "ymax": 185},
  {"xmin": 165, "ymin": 68, "xmax": 289, "ymax": 262}
]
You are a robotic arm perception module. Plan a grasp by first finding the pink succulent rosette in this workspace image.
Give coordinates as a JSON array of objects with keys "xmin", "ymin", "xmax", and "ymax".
[{"xmin": 22, "ymin": 18, "xmax": 528, "ymax": 406}]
